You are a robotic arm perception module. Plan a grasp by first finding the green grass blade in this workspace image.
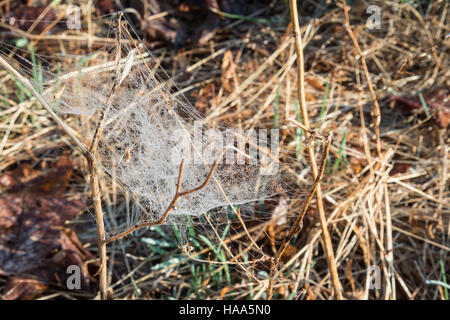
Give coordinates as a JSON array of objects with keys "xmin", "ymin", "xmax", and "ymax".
[
  {"xmin": 333, "ymin": 129, "xmax": 348, "ymax": 173},
  {"xmin": 273, "ymin": 83, "xmax": 280, "ymax": 128},
  {"xmin": 319, "ymin": 76, "xmax": 331, "ymax": 123}
]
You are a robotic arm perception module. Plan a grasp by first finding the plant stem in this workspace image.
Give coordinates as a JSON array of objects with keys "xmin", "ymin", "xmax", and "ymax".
[
  {"xmin": 0, "ymin": 54, "xmax": 109, "ymax": 300},
  {"xmin": 288, "ymin": 0, "xmax": 343, "ymax": 300},
  {"xmin": 341, "ymin": 1, "xmax": 382, "ymax": 157},
  {"xmin": 267, "ymin": 133, "xmax": 333, "ymax": 299},
  {"xmin": 89, "ymin": 162, "xmax": 108, "ymax": 299}
]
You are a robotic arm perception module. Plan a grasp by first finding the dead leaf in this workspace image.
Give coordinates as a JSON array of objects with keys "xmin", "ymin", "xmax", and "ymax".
[
  {"xmin": 389, "ymin": 163, "xmax": 412, "ymax": 176},
  {"xmin": 344, "ymin": 290, "xmax": 366, "ymax": 300},
  {"xmin": 97, "ymin": 0, "xmax": 115, "ymax": 14},
  {"xmin": 12, "ymin": 5, "xmax": 56, "ymax": 34},
  {"xmin": 2, "ymin": 278, "xmax": 48, "ymax": 300},
  {"xmin": 391, "ymin": 87, "xmax": 450, "ymax": 128},
  {"xmin": 219, "ymin": 286, "xmax": 232, "ymax": 299},
  {"xmin": 193, "ymin": 83, "xmax": 217, "ymax": 112},
  {"xmin": 280, "ymin": 244, "xmax": 297, "ymax": 263},
  {"xmin": 221, "ymin": 50, "xmax": 238, "ymax": 93},
  {"xmin": 0, "ymin": 153, "xmax": 95, "ymax": 299},
  {"xmin": 276, "ymin": 285, "xmax": 287, "ymax": 298},
  {"xmin": 129, "ymin": 0, "xmax": 249, "ymax": 48},
  {"xmin": 0, "ymin": 150, "xmax": 72, "ymax": 195},
  {"xmin": 305, "ymin": 77, "xmax": 325, "ymax": 91}
]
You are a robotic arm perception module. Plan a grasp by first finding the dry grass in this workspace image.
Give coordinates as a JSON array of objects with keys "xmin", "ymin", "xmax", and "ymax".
[{"xmin": 0, "ymin": 0, "xmax": 448, "ymax": 300}]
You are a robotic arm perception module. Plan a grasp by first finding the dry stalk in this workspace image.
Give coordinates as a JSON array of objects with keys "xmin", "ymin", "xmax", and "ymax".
[
  {"xmin": 287, "ymin": 118, "xmax": 327, "ymax": 142},
  {"xmin": 84, "ymin": 13, "xmax": 129, "ymax": 299},
  {"xmin": 102, "ymin": 160, "xmax": 218, "ymax": 244},
  {"xmin": 0, "ymin": 55, "xmax": 110, "ymax": 299},
  {"xmin": 0, "ymin": 47, "xmax": 220, "ymax": 297},
  {"xmin": 88, "ymin": 162, "xmax": 108, "ymax": 299},
  {"xmin": 288, "ymin": 0, "xmax": 343, "ymax": 299},
  {"xmin": 267, "ymin": 133, "xmax": 333, "ymax": 299},
  {"xmin": 341, "ymin": 1, "xmax": 382, "ymax": 157}
]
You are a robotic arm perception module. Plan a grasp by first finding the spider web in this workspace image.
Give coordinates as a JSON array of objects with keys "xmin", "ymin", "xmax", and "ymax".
[{"xmin": 0, "ymin": 14, "xmax": 284, "ymax": 242}]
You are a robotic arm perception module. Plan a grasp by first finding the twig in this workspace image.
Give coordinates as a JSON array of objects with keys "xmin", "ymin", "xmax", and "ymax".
[
  {"xmin": 286, "ymin": 118, "xmax": 315, "ymax": 135},
  {"xmin": 89, "ymin": 12, "xmax": 124, "ymax": 154},
  {"xmin": 287, "ymin": 0, "xmax": 343, "ymax": 300},
  {"xmin": 235, "ymin": 207, "xmax": 265, "ymax": 256},
  {"xmin": 0, "ymin": 53, "xmax": 110, "ymax": 299},
  {"xmin": 88, "ymin": 161, "xmax": 108, "ymax": 299},
  {"xmin": 287, "ymin": 118, "xmax": 327, "ymax": 142},
  {"xmin": 267, "ymin": 133, "xmax": 332, "ymax": 300},
  {"xmin": 86, "ymin": 13, "xmax": 129, "ymax": 300},
  {"xmin": 102, "ymin": 160, "xmax": 218, "ymax": 244},
  {"xmin": 341, "ymin": 1, "xmax": 382, "ymax": 157}
]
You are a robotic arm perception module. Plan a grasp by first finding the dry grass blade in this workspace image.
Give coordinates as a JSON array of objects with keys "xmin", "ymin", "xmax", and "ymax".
[
  {"xmin": 1, "ymin": 1, "xmax": 448, "ymax": 301},
  {"xmin": 341, "ymin": 0, "xmax": 382, "ymax": 157},
  {"xmin": 288, "ymin": 0, "xmax": 343, "ymax": 299},
  {"xmin": 267, "ymin": 133, "xmax": 333, "ymax": 300},
  {"xmin": 0, "ymin": 56, "xmax": 89, "ymax": 157}
]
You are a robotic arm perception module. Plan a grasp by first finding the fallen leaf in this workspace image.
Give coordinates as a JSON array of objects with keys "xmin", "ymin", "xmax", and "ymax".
[
  {"xmin": 0, "ymin": 152, "xmax": 95, "ymax": 299},
  {"xmin": 280, "ymin": 244, "xmax": 297, "ymax": 263},
  {"xmin": 389, "ymin": 163, "xmax": 411, "ymax": 176},
  {"xmin": 194, "ymin": 0, "xmax": 220, "ymax": 45},
  {"xmin": 193, "ymin": 83, "xmax": 217, "ymax": 112},
  {"xmin": 129, "ymin": 0, "xmax": 249, "ymax": 48},
  {"xmin": 2, "ymin": 278, "xmax": 48, "ymax": 300},
  {"xmin": 305, "ymin": 77, "xmax": 325, "ymax": 91},
  {"xmin": 221, "ymin": 50, "xmax": 238, "ymax": 93},
  {"xmin": 12, "ymin": 5, "xmax": 56, "ymax": 34},
  {"xmin": 219, "ymin": 286, "xmax": 233, "ymax": 299},
  {"xmin": 391, "ymin": 87, "xmax": 450, "ymax": 128},
  {"xmin": 0, "ymin": 150, "xmax": 72, "ymax": 195},
  {"xmin": 97, "ymin": 0, "xmax": 115, "ymax": 14}
]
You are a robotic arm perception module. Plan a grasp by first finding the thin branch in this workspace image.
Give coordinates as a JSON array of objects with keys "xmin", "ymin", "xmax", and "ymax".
[
  {"xmin": 341, "ymin": 1, "xmax": 382, "ymax": 157},
  {"xmin": 287, "ymin": 118, "xmax": 327, "ymax": 142},
  {"xmin": 286, "ymin": 0, "xmax": 343, "ymax": 300},
  {"xmin": 87, "ymin": 160, "xmax": 108, "ymax": 299},
  {"xmin": 86, "ymin": 13, "xmax": 127, "ymax": 299},
  {"xmin": 102, "ymin": 160, "xmax": 218, "ymax": 244},
  {"xmin": 0, "ymin": 52, "xmax": 111, "ymax": 299},
  {"xmin": 267, "ymin": 133, "xmax": 333, "ymax": 299},
  {"xmin": 278, "ymin": 134, "xmax": 332, "ymax": 263},
  {"xmin": 89, "ymin": 12, "xmax": 124, "ymax": 154}
]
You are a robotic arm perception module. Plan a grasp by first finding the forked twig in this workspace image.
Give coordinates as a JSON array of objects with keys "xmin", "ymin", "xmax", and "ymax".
[
  {"xmin": 286, "ymin": 0, "xmax": 343, "ymax": 299},
  {"xmin": 102, "ymin": 160, "xmax": 218, "ymax": 244},
  {"xmin": 86, "ymin": 12, "xmax": 134, "ymax": 299},
  {"xmin": 267, "ymin": 133, "xmax": 332, "ymax": 299},
  {"xmin": 287, "ymin": 118, "xmax": 327, "ymax": 142}
]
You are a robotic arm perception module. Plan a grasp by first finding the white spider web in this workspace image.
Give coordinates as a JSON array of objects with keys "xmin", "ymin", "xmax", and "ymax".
[{"xmin": 1, "ymin": 14, "xmax": 284, "ymax": 244}]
